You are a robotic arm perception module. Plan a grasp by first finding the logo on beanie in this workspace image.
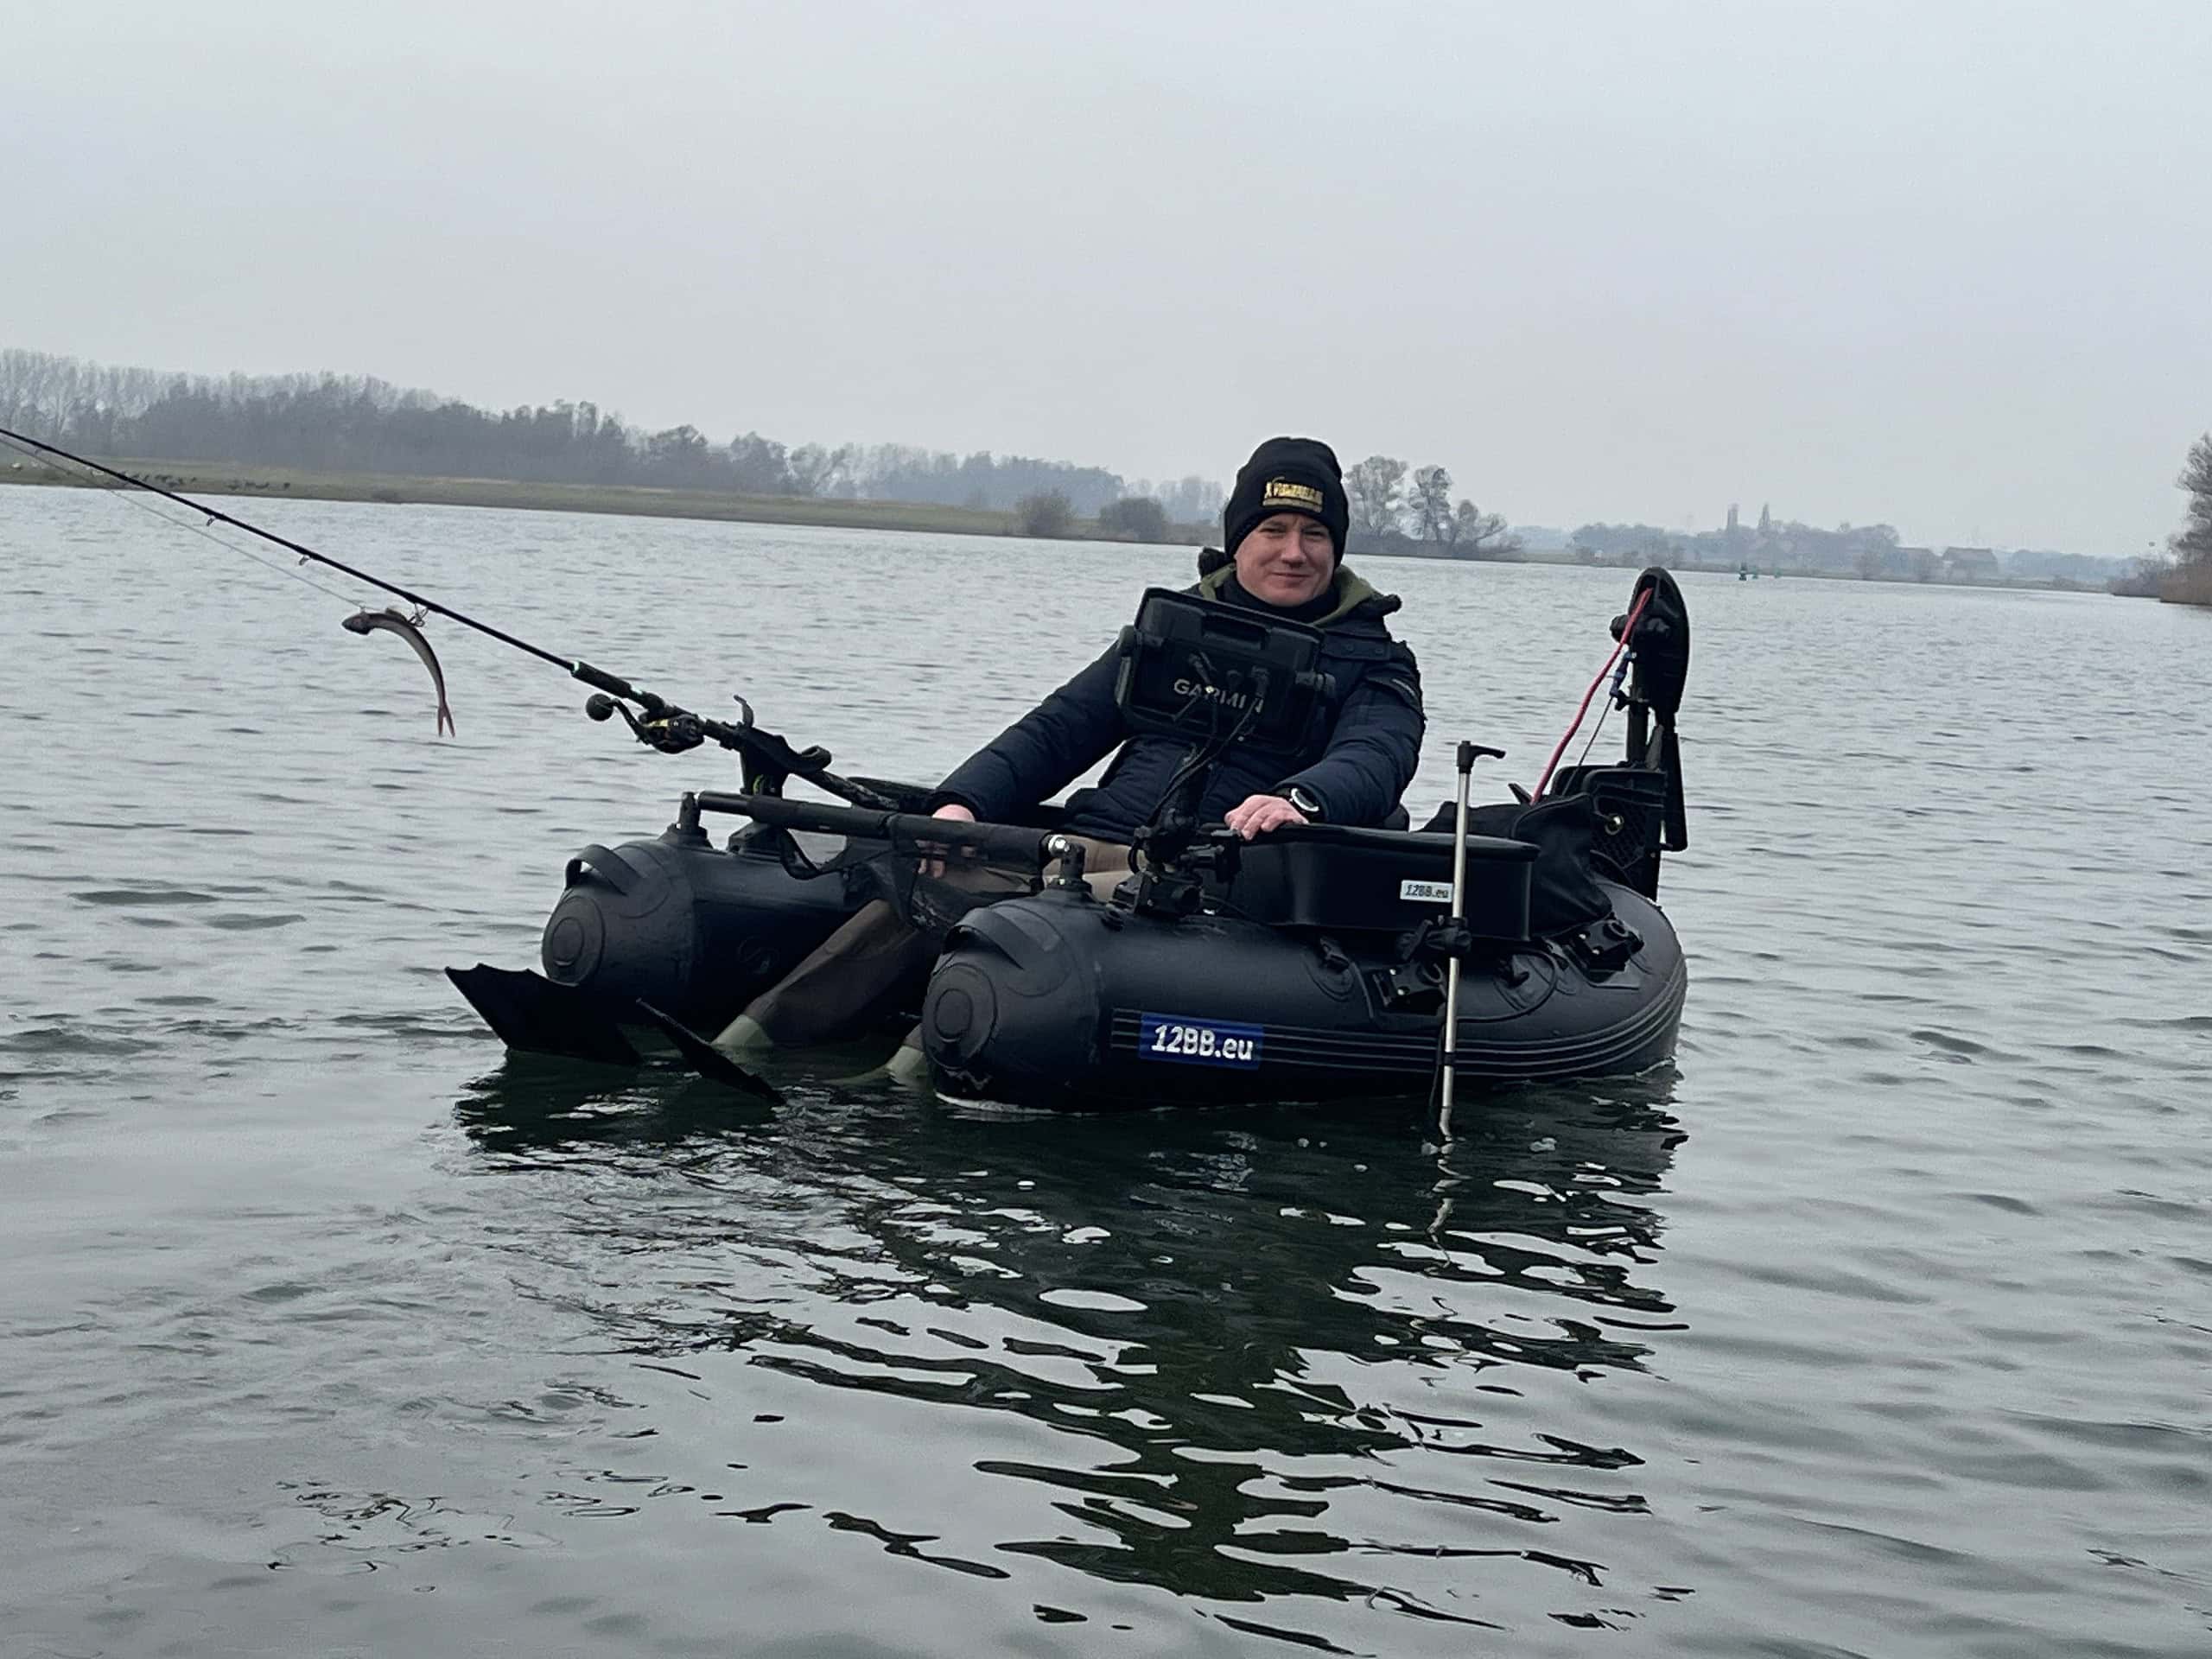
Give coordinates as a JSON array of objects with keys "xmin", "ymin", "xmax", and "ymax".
[{"xmin": 1260, "ymin": 479, "xmax": 1325, "ymax": 513}]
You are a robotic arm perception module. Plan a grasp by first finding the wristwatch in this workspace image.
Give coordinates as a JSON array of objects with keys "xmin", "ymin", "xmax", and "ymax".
[{"xmin": 1281, "ymin": 785, "xmax": 1325, "ymax": 820}]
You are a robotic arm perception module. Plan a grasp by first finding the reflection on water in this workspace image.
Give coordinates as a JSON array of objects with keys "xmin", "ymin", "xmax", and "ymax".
[
  {"xmin": 452, "ymin": 1066, "xmax": 1683, "ymax": 1641},
  {"xmin": 453, "ymin": 1054, "xmax": 777, "ymax": 1154}
]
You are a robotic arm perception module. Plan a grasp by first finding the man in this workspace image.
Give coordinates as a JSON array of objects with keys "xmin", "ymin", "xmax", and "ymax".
[{"xmin": 717, "ymin": 435, "xmax": 1424, "ymax": 1061}]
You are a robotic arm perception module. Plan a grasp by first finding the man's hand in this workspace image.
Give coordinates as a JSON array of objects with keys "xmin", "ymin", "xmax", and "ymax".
[
  {"xmin": 919, "ymin": 802, "xmax": 976, "ymax": 877},
  {"xmin": 1224, "ymin": 793, "xmax": 1309, "ymax": 840}
]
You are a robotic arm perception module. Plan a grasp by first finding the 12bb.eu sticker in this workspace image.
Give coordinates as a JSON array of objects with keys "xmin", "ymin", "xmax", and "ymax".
[{"xmin": 1137, "ymin": 1014, "xmax": 1262, "ymax": 1068}]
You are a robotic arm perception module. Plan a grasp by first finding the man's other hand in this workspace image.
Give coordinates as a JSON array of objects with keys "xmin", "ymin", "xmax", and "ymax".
[
  {"xmin": 919, "ymin": 802, "xmax": 976, "ymax": 876},
  {"xmin": 1224, "ymin": 793, "xmax": 1309, "ymax": 840}
]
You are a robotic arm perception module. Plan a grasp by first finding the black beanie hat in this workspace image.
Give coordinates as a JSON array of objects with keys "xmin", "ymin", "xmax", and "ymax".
[{"xmin": 1223, "ymin": 436, "xmax": 1350, "ymax": 562}]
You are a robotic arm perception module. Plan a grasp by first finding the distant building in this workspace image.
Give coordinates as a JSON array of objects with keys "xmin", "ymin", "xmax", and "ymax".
[{"xmin": 1941, "ymin": 546, "xmax": 1999, "ymax": 582}]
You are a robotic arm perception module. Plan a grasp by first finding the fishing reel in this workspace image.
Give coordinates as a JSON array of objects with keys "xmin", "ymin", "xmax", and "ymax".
[
  {"xmin": 580, "ymin": 674, "xmax": 873, "ymax": 804},
  {"xmin": 585, "ymin": 691, "xmax": 706, "ymax": 754}
]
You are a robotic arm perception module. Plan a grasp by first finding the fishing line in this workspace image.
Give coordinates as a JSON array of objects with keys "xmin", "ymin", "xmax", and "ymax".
[
  {"xmin": 0, "ymin": 423, "xmax": 899, "ymax": 805},
  {"xmin": 1573, "ymin": 683, "xmax": 1615, "ymax": 773},
  {"xmin": 1572, "ymin": 636, "xmax": 1641, "ymax": 775},
  {"xmin": 0, "ymin": 424, "xmax": 573, "ymax": 673},
  {"xmin": 1531, "ymin": 585, "xmax": 1653, "ymax": 800},
  {"xmin": 0, "ymin": 432, "xmax": 361, "ymax": 604}
]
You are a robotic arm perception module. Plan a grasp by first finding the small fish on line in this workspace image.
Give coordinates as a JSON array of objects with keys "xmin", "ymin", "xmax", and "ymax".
[{"xmin": 342, "ymin": 607, "xmax": 456, "ymax": 736}]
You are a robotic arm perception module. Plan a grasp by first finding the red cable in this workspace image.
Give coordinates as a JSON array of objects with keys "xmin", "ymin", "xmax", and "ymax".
[{"xmin": 1531, "ymin": 587, "xmax": 1653, "ymax": 801}]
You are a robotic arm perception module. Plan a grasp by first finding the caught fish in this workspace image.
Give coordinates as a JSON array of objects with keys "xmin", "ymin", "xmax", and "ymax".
[{"xmin": 342, "ymin": 607, "xmax": 456, "ymax": 736}]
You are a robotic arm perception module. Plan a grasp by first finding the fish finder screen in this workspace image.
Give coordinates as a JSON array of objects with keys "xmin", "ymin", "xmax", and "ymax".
[{"xmin": 1111, "ymin": 588, "xmax": 1329, "ymax": 756}]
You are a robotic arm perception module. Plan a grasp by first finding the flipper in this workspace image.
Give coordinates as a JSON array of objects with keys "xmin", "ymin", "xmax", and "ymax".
[
  {"xmin": 447, "ymin": 964, "xmax": 639, "ymax": 1064},
  {"xmin": 634, "ymin": 1001, "xmax": 783, "ymax": 1102}
]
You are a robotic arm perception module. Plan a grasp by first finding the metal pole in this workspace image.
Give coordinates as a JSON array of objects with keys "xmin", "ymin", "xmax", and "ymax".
[{"xmin": 1439, "ymin": 740, "xmax": 1475, "ymax": 1137}]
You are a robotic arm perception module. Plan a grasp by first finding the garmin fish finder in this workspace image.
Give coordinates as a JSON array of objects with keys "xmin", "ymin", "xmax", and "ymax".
[{"xmin": 1110, "ymin": 588, "xmax": 1332, "ymax": 755}]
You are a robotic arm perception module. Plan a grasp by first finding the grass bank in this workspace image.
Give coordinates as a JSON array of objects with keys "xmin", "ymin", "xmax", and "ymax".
[{"xmin": 2, "ymin": 453, "xmax": 1053, "ymax": 538}]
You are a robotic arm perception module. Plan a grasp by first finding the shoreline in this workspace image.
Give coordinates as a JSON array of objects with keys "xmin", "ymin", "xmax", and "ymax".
[
  {"xmin": 4, "ymin": 452, "xmax": 2184, "ymax": 600},
  {"xmin": 2, "ymin": 452, "xmax": 1036, "ymax": 538}
]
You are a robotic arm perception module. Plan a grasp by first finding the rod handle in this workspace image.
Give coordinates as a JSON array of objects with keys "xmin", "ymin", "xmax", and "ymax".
[{"xmin": 571, "ymin": 660, "xmax": 664, "ymax": 713}]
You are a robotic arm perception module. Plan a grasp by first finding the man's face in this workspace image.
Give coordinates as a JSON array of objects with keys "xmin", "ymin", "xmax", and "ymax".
[{"xmin": 1234, "ymin": 512, "xmax": 1335, "ymax": 607}]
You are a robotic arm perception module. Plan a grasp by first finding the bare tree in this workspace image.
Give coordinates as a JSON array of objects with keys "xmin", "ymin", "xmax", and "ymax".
[
  {"xmin": 1156, "ymin": 474, "xmax": 1225, "ymax": 525},
  {"xmin": 1379, "ymin": 457, "xmax": 1521, "ymax": 556},
  {"xmin": 1014, "ymin": 489, "xmax": 1075, "ymax": 538},
  {"xmin": 2172, "ymin": 433, "xmax": 2212, "ymax": 567},
  {"xmin": 1452, "ymin": 499, "xmax": 1519, "ymax": 557},
  {"xmin": 1097, "ymin": 495, "xmax": 1171, "ymax": 542},
  {"xmin": 1344, "ymin": 454, "xmax": 1408, "ymax": 538},
  {"xmin": 1408, "ymin": 465, "xmax": 1455, "ymax": 542},
  {"xmin": 785, "ymin": 442, "xmax": 852, "ymax": 497}
]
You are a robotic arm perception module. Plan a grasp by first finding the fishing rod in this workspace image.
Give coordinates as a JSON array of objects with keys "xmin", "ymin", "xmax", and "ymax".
[{"xmin": 0, "ymin": 424, "xmax": 895, "ymax": 807}]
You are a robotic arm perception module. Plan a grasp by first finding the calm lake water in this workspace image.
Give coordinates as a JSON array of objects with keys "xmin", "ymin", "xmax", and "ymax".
[{"xmin": 3, "ymin": 486, "xmax": 2208, "ymax": 1656}]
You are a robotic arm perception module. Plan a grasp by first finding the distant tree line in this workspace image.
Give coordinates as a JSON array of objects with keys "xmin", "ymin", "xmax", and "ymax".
[
  {"xmin": 0, "ymin": 347, "xmax": 1225, "ymax": 525},
  {"xmin": 1570, "ymin": 500, "xmax": 2154, "ymax": 587},
  {"xmin": 831, "ymin": 442, "xmax": 1137, "ymax": 517},
  {"xmin": 1340, "ymin": 454, "xmax": 1519, "ymax": 558},
  {"xmin": 1571, "ymin": 505, "xmax": 1912, "ymax": 576},
  {"xmin": 842, "ymin": 446, "xmax": 1225, "ymax": 524}
]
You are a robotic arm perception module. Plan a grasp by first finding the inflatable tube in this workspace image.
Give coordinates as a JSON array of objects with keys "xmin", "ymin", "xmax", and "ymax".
[{"xmin": 921, "ymin": 878, "xmax": 1684, "ymax": 1112}]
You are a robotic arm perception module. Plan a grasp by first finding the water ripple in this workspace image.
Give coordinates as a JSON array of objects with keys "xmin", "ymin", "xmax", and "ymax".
[{"xmin": 3, "ymin": 500, "xmax": 2209, "ymax": 1655}]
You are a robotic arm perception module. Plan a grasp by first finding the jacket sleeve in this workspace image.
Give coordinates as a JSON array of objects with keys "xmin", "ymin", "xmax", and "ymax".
[
  {"xmin": 1279, "ymin": 645, "xmax": 1425, "ymax": 828},
  {"xmin": 931, "ymin": 645, "xmax": 1128, "ymax": 822}
]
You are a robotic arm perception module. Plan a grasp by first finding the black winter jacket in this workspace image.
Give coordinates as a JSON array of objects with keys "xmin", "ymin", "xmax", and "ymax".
[{"xmin": 934, "ymin": 559, "xmax": 1424, "ymax": 842}]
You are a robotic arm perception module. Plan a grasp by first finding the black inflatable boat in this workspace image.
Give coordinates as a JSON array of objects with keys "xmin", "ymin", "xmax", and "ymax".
[{"xmin": 450, "ymin": 569, "xmax": 1692, "ymax": 1112}]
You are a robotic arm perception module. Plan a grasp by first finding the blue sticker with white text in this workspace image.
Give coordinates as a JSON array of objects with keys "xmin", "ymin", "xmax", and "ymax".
[{"xmin": 1138, "ymin": 1014, "xmax": 1263, "ymax": 1068}]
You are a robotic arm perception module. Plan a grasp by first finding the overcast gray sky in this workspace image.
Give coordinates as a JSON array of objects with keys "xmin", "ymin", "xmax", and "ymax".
[{"xmin": 6, "ymin": 0, "xmax": 2207, "ymax": 552}]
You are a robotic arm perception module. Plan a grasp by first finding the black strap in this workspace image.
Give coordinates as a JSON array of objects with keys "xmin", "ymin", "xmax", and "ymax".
[{"xmin": 563, "ymin": 844, "xmax": 633, "ymax": 895}]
